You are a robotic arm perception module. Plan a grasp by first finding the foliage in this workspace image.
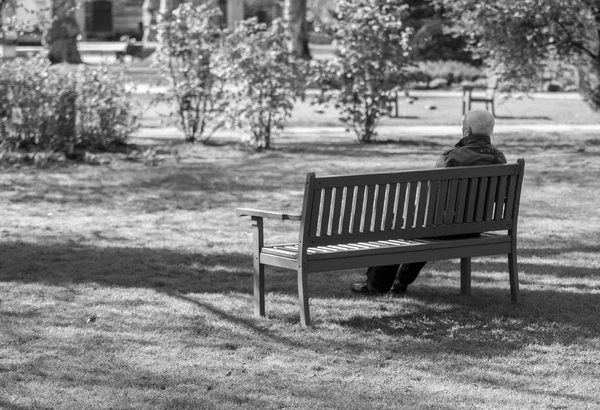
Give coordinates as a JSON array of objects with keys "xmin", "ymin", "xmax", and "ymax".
[
  {"xmin": 154, "ymin": 3, "xmax": 230, "ymax": 143},
  {"xmin": 0, "ymin": 57, "xmax": 137, "ymax": 156},
  {"xmin": 403, "ymin": 0, "xmax": 475, "ymax": 63},
  {"xmin": 415, "ymin": 60, "xmax": 483, "ymax": 87},
  {"xmin": 317, "ymin": 0, "xmax": 412, "ymax": 142},
  {"xmin": 438, "ymin": 0, "xmax": 600, "ymax": 108},
  {"xmin": 225, "ymin": 18, "xmax": 305, "ymax": 149},
  {"xmin": 1, "ymin": 0, "xmax": 82, "ymax": 63}
]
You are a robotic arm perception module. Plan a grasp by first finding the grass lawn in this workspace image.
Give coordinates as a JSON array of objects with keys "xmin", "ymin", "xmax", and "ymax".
[
  {"xmin": 132, "ymin": 89, "xmax": 600, "ymax": 132},
  {"xmin": 114, "ymin": 58, "xmax": 600, "ymax": 130},
  {"xmin": 1, "ymin": 124, "xmax": 600, "ymax": 409}
]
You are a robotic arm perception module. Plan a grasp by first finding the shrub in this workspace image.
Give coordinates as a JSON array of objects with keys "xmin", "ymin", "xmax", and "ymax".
[
  {"xmin": 317, "ymin": 0, "xmax": 412, "ymax": 142},
  {"xmin": 225, "ymin": 18, "xmax": 305, "ymax": 149},
  {"xmin": 415, "ymin": 60, "xmax": 483, "ymax": 86},
  {"xmin": 154, "ymin": 3, "xmax": 230, "ymax": 143},
  {"xmin": 0, "ymin": 57, "xmax": 137, "ymax": 155}
]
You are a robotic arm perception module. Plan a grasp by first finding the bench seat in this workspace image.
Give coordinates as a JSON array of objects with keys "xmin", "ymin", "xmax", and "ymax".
[
  {"xmin": 237, "ymin": 160, "xmax": 525, "ymax": 326},
  {"xmin": 261, "ymin": 233, "xmax": 510, "ymax": 271}
]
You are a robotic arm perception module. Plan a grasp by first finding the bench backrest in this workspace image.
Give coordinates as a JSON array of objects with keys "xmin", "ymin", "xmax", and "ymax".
[
  {"xmin": 298, "ymin": 159, "xmax": 525, "ymax": 250},
  {"xmin": 486, "ymin": 76, "xmax": 499, "ymax": 98}
]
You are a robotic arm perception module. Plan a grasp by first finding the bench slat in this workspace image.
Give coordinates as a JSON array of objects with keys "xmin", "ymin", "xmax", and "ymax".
[
  {"xmin": 494, "ymin": 176, "xmax": 507, "ymax": 220},
  {"xmin": 464, "ymin": 177, "xmax": 479, "ymax": 223},
  {"xmin": 485, "ymin": 176, "xmax": 498, "ymax": 221},
  {"xmin": 309, "ymin": 189, "xmax": 321, "ymax": 237},
  {"xmin": 405, "ymin": 182, "xmax": 418, "ymax": 228},
  {"xmin": 475, "ymin": 177, "xmax": 488, "ymax": 222},
  {"xmin": 374, "ymin": 184, "xmax": 387, "ymax": 232},
  {"xmin": 454, "ymin": 178, "xmax": 469, "ymax": 223},
  {"xmin": 352, "ymin": 185, "xmax": 366, "ymax": 233},
  {"xmin": 434, "ymin": 179, "xmax": 449, "ymax": 225},
  {"xmin": 504, "ymin": 175, "xmax": 518, "ymax": 220},
  {"xmin": 331, "ymin": 187, "xmax": 344, "ymax": 235},
  {"xmin": 385, "ymin": 183, "xmax": 398, "ymax": 229},
  {"xmin": 425, "ymin": 180, "xmax": 439, "ymax": 226},
  {"xmin": 444, "ymin": 179, "xmax": 459, "ymax": 224},
  {"xmin": 395, "ymin": 182, "xmax": 408, "ymax": 229},
  {"xmin": 363, "ymin": 185, "xmax": 377, "ymax": 233},
  {"xmin": 342, "ymin": 186, "xmax": 355, "ymax": 235},
  {"xmin": 416, "ymin": 182, "xmax": 429, "ymax": 227},
  {"xmin": 321, "ymin": 188, "xmax": 333, "ymax": 236},
  {"xmin": 262, "ymin": 247, "xmax": 298, "ymax": 258}
]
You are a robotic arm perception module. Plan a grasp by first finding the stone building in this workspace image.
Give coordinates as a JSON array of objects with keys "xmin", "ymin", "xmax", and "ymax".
[{"xmin": 4, "ymin": 0, "xmax": 280, "ymax": 43}]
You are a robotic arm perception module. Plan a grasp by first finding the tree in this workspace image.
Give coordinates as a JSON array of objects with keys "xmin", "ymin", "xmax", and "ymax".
[
  {"xmin": 439, "ymin": 0, "xmax": 600, "ymax": 109},
  {"xmin": 403, "ymin": 0, "xmax": 474, "ymax": 62},
  {"xmin": 226, "ymin": 18, "xmax": 306, "ymax": 149},
  {"xmin": 285, "ymin": 0, "xmax": 311, "ymax": 59},
  {"xmin": 45, "ymin": 0, "xmax": 82, "ymax": 64},
  {"xmin": 154, "ymin": 3, "xmax": 230, "ymax": 143},
  {"xmin": 142, "ymin": 0, "xmax": 160, "ymax": 42},
  {"xmin": 319, "ymin": 0, "xmax": 412, "ymax": 142},
  {"xmin": 307, "ymin": 0, "xmax": 336, "ymax": 31},
  {"xmin": 142, "ymin": 0, "xmax": 185, "ymax": 42}
]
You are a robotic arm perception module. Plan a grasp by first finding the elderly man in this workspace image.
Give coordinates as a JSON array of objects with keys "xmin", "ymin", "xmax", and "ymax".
[{"xmin": 351, "ymin": 109, "xmax": 507, "ymax": 297}]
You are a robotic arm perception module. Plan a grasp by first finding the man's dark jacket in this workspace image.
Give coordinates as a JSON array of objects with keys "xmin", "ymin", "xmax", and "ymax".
[{"xmin": 435, "ymin": 134, "xmax": 506, "ymax": 168}]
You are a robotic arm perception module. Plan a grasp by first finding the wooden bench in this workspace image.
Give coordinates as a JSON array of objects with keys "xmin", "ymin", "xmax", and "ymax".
[
  {"xmin": 462, "ymin": 76, "xmax": 499, "ymax": 116},
  {"xmin": 236, "ymin": 160, "xmax": 525, "ymax": 326},
  {"xmin": 115, "ymin": 42, "xmax": 155, "ymax": 62}
]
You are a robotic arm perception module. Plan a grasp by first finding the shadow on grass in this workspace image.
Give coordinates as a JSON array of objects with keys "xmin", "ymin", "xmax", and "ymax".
[
  {"xmin": 495, "ymin": 115, "xmax": 552, "ymax": 120},
  {"xmin": 275, "ymin": 141, "xmax": 447, "ymax": 159},
  {"xmin": 0, "ymin": 400, "xmax": 44, "ymax": 410},
  {"xmin": 2, "ymin": 240, "xmax": 600, "ymax": 357}
]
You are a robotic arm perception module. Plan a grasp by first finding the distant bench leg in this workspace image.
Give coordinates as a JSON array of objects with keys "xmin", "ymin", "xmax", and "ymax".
[{"xmin": 460, "ymin": 257, "xmax": 472, "ymax": 295}]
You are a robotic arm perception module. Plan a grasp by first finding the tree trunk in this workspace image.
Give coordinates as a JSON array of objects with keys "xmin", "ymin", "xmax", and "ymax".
[
  {"xmin": 144, "ymin": 0, "xmax": 184, "ymax": 42},
  {"xmin": 285, "ymin": 0, "xmax": 311, "ymax": 59},
  {"xmin": 142, "ymin": 0, "xmax": 161, "ymax": 42},
  {"xmin": 578, "ymin": 60, "xmax": 600, "ymax": 110},
  {"xmin": 45, "ymin": 0, "xmax": 82, "ymax": 64}
]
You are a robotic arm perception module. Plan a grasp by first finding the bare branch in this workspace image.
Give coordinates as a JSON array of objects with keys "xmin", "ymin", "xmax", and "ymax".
[{"xmin": 553, "ymin": 16, "xmax": 599, "ymax": 60}]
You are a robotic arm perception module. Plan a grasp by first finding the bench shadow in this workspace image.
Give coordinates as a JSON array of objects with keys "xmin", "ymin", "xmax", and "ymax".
[
  {"xmin": 276, "ymin": 140, "xmax": 447, "ymax": 158},
  {"xmin": 495, "ymin": 115, "xmax": 551, "ymax": 120},
  {"xmin": 2, "ymin": 241, "xmax": 599, "ymax": 358}
]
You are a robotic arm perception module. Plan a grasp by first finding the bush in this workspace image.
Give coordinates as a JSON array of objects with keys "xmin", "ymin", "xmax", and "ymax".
[
  {"xmin": 0, "ymin": 57, "xmax": 137, "ymax": 155},
  {"xmin": 225, "ymin": 18, "xmax": 305, "ymax": 149},
  {"xmin": 317, "ymin": 0, "xmax": 412, "ymax": 142},
  {"xmin": 154, "ymin": 3, "xmax": 230, "ymax": 143},
  {"xmin": 414, "ymin": 60, "xmax": 483, "ymax": 87}
]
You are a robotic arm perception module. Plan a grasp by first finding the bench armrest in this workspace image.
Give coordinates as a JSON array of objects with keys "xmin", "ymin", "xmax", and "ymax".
[{"xmin": 235, "ymin": 208, "xmax": 301, "ymax": 221}]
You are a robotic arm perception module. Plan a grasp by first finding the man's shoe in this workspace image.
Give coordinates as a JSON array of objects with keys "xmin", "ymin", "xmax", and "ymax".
[
  {"xmin": 387, "ymin": 285, "xmax": 407, "ymax": 298},
  {"xmin": 350, "ymin": 281, "xmax": 384, "ymax": 295}
]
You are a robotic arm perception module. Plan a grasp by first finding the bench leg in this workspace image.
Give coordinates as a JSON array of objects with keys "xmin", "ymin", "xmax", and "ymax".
[
  {"xmin": 460, "ymin": 257, "xmax": 471, "ymax": 295},
  {"xmin": 254, "ymin": 261, "xmax": 265, "ymax": 317},
  {"xmin": 251, "ymin": 217, "xmax": 265, "ymax": 317},
  {"xmin": 508, "ymin": 250, "xmax": 520, "ymax": 303},
  {"xmin": 297, "ymin": 268, "xmax": 311, "ymax": 326}
]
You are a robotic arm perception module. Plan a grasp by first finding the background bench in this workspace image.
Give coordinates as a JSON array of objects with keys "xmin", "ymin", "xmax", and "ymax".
[
  {"xmin": 236, "ymin": 159, "xmax": 525, "ymax": 326},
  {"xmin": 462, "ymin": 76, "xmax": 499, "ymax": 116}
]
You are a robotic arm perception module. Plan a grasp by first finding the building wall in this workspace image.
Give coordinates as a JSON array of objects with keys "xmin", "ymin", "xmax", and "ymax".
[{"xmin": 8, "ymin": 0, "xmax": 278, "ymax": 43}]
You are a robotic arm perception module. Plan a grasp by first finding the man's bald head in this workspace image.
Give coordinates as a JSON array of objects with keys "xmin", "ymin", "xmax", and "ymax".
[{"xmin": 462, "ymin": 110, "xmax": 495, "ymax": 138}]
